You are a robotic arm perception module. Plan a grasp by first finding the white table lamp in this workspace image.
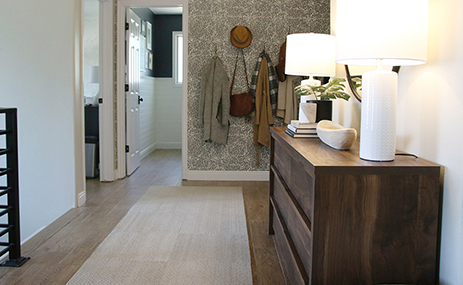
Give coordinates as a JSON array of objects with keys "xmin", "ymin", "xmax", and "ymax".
[
  {"xmin": 285, "ymin": 33, "xmax": 336, "ymax": 123},
  {"xmin": 336, "ymin": 0, "xmax": 428, "ymax": 161}
]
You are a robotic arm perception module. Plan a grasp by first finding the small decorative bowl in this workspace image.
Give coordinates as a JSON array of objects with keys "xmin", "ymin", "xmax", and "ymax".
[{"xmin": 316, "ymin": 120, "xmax": 357, "ymax": 150}]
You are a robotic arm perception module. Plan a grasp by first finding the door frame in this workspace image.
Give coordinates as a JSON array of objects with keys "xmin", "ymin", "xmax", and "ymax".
[
  {"xmin": 74, "ymin": 0, "xmax": 86, "ymax": 207},
  {"xmin": 98, "ymin": 0, "xmax": 188, "ymax": 181}
]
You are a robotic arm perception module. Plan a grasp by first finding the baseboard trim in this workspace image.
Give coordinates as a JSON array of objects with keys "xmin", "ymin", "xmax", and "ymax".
[
  {"xmin": 155, "ymin": 142, "xmax": 182, "ymax": 149},
  {"xmin": 77, "ymin": 191, "xmax": 86, "ymax": 208},
  {"xmin": 140, "ymin": 143, "xmax": 157, "ymax": 160},
  {"xmin": 140, "ymin": 142, "xmax": 182, "ymax": 160},
  {"xmin": 185, "ymin": 170, "xmax": 269, "ymax": 181},
  {"xmin": 0, "ymin": 226, "xmax": 45, "ymax": 262}
]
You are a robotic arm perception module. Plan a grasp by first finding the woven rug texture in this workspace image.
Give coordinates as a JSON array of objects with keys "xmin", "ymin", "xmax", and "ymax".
[{"xmin": 67, "ymin": 186, "xmax": 253, "ymax": 285}]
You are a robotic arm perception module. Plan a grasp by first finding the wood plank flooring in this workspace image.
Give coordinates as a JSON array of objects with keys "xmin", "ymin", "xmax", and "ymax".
[{"xmin": 0, "ymin": 149, "xmax": 285, "ymax": 284}]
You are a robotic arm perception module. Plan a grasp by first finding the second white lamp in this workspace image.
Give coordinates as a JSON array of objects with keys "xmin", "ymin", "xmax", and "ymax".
[
  {"xmin": 336, "ymin": 0, "xmax": 428, "ymax": 161},
  {"xmin": 285, "ymin": 33, "xmax": 336, "ymax": 123}
]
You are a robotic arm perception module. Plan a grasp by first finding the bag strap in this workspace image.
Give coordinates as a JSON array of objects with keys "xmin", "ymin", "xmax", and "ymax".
[{"xmin": 230, "ymin": 49, "xmax": 249, "ymax": 94}]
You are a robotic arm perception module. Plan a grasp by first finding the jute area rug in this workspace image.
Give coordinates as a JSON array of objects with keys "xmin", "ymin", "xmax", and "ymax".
[{"xmin": 67, "ymin": 186, "xmax": 253, "ymax": 285}]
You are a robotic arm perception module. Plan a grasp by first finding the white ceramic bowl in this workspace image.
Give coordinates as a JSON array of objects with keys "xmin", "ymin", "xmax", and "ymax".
[{"xmin": 316, "ymin": 120, "xmax": 357, "ymax": 150}]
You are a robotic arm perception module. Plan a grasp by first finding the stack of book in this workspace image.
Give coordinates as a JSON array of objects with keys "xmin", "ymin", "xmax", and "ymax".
[{"xmin": 285, "ymin": 120, "xmax": 319, "ymax": 138}]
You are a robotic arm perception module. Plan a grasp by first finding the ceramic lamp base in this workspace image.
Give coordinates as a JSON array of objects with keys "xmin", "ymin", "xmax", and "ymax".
[
  {"xmin": 298, "ymin": 96, "xmax": 316, "ymax": 123},
  {"xmin": 359, "ymin": 69, "xmax": 397, "ymax": 161}
]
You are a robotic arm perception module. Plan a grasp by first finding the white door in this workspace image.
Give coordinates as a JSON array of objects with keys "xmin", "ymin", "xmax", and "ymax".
[{"xmin": 126, "ymin": 9, "xmax": 142, "ymax": 175}]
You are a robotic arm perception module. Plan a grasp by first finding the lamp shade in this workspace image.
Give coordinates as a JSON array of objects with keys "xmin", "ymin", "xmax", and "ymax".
[
  {"xmin": 336, "ymin": 0, "xmax": 428, "ymax": 66},
  {"xmin": 285, "ymin": 33, "xmax": 336, "ymax": 77}
]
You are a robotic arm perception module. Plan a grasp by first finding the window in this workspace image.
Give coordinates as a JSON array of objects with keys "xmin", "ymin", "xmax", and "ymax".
[{"xmin": 173, "ymin": 31, "xmax": 183, "ymax": 85}]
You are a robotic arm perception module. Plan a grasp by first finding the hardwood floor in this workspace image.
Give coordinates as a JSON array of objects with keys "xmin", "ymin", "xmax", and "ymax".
[{"xmin": 0, "ymin": 149, "xmax": 285, "ymax": 284}]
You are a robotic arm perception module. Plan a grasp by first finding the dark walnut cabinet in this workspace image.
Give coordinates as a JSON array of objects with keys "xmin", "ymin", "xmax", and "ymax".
[{"xmin": 269, "ymin": 127, "xmax": 442, "ymax": 285}]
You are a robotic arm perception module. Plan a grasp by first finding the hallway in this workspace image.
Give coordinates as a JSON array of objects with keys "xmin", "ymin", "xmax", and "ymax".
[{"xmin": 0, "ymin": 149, "xmax": 284, "ymax": 284}]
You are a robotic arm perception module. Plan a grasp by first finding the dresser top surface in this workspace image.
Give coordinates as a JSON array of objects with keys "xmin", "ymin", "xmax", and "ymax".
[{"xmin": 271, "ymin": 127, "xmax": 441, "ymax": 171}]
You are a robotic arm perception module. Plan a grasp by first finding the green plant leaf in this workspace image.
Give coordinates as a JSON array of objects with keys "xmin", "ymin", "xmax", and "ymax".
[{"xmin": 294, "ymin": 78, "xmax": 350, "ymax": 101}]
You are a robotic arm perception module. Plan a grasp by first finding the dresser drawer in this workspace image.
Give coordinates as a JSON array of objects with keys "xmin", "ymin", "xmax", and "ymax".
[
  {"xmin": 270, "ymin": 127, "xmax": 443, "ymax": 285},
  {"xmin": 273, "ymin": 139, "xmax": 314, "ymax": 221},
  {"xmin": 272, "ymin": 167, "xmax": 312, "ymax": 275},
  {"xmin": 272, "ymin": 205, "xmax": 309, "ymax": 285}
]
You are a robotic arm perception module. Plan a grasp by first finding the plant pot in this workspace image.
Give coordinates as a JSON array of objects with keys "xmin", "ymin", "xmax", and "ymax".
[{"xmin": 306, "ymin": 100, "xmax": 332, "ymax": 122}]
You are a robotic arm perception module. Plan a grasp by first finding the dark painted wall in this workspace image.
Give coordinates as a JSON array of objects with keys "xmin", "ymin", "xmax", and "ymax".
[
  {"xmin": 131, "ymin": 9, "xmax": 182, "ymax": 78},
  {"xmin": 152, "ymin": 15, "xmax": 182, "ymax": 77}
]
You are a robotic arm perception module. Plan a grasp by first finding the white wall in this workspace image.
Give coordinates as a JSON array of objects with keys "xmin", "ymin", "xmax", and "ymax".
[
  {"xmin": 139, "ymin": 77, "xmax": 182, "ymax": 159},
  {"xmin": 0, "ymin": 1, "xmax": 76, "ymax": 240},
  {"xmin": 154, "ymin": 78, "xmax": 182, "ymax": 149},
  {"xmin": 331, "ymin": 0, "xmax": 463, "ymax": 283},
  {"xmin": 139, "ymin": 76, "xmax": 157, "ymax": 158},
  {"xmin": 396, "ymin": 1, "xmax": 463, "ymax": 283},
  {"xmin": 329, "ymin": 0, "xmax": 362, "ymax": 132},
  {"xmin": 84, "ymin": 0, "xmax": 99, "ymax": 98}
]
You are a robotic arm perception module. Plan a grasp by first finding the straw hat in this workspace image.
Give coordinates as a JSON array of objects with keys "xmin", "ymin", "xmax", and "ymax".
[{"xmin": 230, "ymin": 26, "xmax": 252, "ymax": 48}]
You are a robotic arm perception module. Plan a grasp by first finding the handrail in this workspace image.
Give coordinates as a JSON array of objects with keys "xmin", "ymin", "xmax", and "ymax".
[{"xmin": 0, "ymin": 108, "xmax": 30, "ymax": 267}]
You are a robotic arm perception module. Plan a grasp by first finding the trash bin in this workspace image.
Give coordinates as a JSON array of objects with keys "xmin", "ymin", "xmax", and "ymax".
[
  {"xmin": 85, "ymin": 105, "xmax": 99, "ymax": 178},
  {"xmin": 85, "ymin": 137, "xmax": 99, "ymax": 178}
]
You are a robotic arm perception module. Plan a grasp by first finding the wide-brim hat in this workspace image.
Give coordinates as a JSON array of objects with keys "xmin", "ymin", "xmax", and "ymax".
[{"xmin": 230, "ymin": 26, "xmax": 252, "ymax": 48}]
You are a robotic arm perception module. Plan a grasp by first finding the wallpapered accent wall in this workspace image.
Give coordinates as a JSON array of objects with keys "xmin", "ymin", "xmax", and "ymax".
[{"xmin": 187, "ymin": 0, "xmax": 330, "ymax": 171}]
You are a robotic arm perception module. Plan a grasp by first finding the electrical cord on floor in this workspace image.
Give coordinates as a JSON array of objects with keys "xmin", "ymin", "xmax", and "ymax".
[{"xmin": 395, "ymin": 153, "xmax": 418, "ymax": 158}]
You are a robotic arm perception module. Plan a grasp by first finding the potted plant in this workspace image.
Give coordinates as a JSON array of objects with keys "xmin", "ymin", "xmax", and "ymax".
[{"xmin": 295, "ymin": 78, "xmax": 353, "ymax": 122}]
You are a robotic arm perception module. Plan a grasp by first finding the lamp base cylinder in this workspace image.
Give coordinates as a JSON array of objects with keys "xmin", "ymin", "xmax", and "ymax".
[{"xmin": 359, "ymin": 69, "xmax": 397, "ymax": 161}]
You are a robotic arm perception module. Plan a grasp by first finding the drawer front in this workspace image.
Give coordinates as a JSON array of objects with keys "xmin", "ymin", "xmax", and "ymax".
[
  {"xmin": 272, "ymin": 208, "xmax": 309, "ymax": 285},
  {"xmin": 273, "ymin": 168, "xmax": 312, "ymax": 275},
  {"xmin": 273, "ymin": 139, "xmax": 314, "ymax": 221}
]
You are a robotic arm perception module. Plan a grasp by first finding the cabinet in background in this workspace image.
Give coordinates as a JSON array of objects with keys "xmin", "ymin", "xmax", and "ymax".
[{"xmin": 269, "ymin": 127, "xmax": 442, "ymax": 285}]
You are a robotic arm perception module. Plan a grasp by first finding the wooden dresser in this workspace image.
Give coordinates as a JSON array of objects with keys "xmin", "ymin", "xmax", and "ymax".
[{"xmin": 269, "ymin": 127, "xmax": 442, "ymax": 285}]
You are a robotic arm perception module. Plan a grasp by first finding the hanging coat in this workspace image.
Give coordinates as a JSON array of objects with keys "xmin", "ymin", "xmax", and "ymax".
[
  {"xmin": 276, "ymin": 75, "xmax": 301, "ymax": 124},
  {"xmin": 249, "ymin": 51, "xmax": 279, "ymax": 115},
  {"xmin": 199, "ymin": 56, "xmax": 230, "ymax": 145},
  {"xmin": 253, "ymin": 57, "xmax": 274, "ymax": 165}
]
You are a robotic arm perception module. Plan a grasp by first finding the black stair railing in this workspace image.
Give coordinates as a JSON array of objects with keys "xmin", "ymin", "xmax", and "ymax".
[{"xmin": 0, "ymin": 108, "xmax": 30, "ymax": 267}]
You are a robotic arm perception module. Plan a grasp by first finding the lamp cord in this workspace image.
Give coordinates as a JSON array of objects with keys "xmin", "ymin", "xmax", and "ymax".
[{"xmin": 395, "ymin": 153, "xmax": 418, "ymax": 159}]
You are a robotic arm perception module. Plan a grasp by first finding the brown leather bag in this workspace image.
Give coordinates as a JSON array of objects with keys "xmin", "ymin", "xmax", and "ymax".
[
  {"xmin": 230, "ymin": 92, "xmax": 253, "ymax": 117},
  {"xmin": 230, "ymin": 50, "xmax": 254, "ymax": 117}
]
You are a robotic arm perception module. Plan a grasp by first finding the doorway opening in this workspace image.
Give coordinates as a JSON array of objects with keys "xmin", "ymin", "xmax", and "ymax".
[
  {"xmin": 82, "ymin": 0, "xmax": 188, "ymax": 190},
  {"xmin": 113, "ymin": 1, "xmax": 188, "ymax": 183},
  {"xmin": 126, "ymin": 6, "xmax": 184, "ymax": 176},
  {"xmin": 83, "ymin": 0, "xmax": 101, "ymax": 183}
]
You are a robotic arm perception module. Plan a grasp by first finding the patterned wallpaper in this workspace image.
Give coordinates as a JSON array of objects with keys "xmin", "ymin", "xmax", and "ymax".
[{"xmin": 187, "ymin": 0, "xmax": 330, "ymax": 171}]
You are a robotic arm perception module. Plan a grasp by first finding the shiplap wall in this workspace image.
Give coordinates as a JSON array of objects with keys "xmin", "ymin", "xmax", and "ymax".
[
  {"xmin": 153, "ymin": 78, "xmax": 182, "ymax": 149},
  {"xmin": 139, "ymin": 76, "xmax": 182, "ymax": 159},
  {"xmin": 139, "ymin": 76, "xmax": 157, "ymax": 158}
]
